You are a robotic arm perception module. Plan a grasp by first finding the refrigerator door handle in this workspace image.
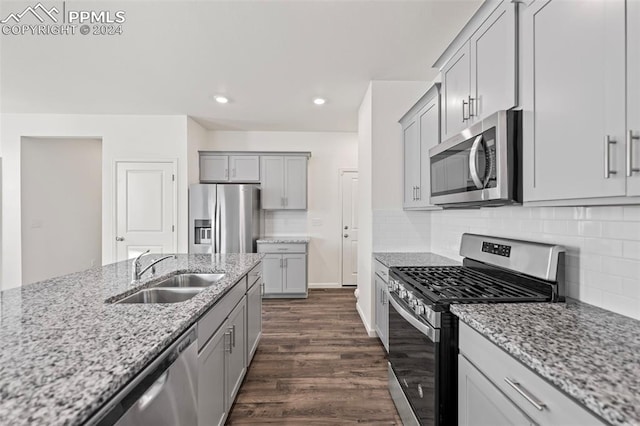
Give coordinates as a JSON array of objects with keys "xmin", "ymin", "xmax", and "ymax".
[{"xmin": 214, "ymin": 193, "xmax": 221, "ymax": 254}]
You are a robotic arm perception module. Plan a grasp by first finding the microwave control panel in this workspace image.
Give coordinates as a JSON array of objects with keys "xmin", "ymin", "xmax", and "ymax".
[{"xmin": 482, "ymin": 242, "xmax": 511, "ymax": 257}]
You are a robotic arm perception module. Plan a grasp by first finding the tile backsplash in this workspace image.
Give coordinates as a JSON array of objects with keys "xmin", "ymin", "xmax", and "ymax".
[
  {"xmin": 429, "ymin": 206, "xmax": 640, "ymax": 319},
  {"xmin": 263, "ymin": 210, "xmax": 308, "ymax": 236},
  {"xmin": 373, "ymin": 210, "xmax": 430, "ymax": 252}
]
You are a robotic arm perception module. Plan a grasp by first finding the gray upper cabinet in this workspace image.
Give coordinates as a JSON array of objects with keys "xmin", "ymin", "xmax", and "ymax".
[
  {"xmin": 628, "ymin": 0, "xmax": 640, "ymax": 196},
  {"xmin": 521, "ymin": 0, "xmax": 631, "ymax": 203},
  {"xmin": 229, "ymin": 155, "xmax": 260, "ymax": 182},
  {"xmin": 439, "ymin": 0, "xmax": 517, "ymax": 141},
  {"xmin": 261, "ymin": 155, "xmax": 308, "ymax": 210},
  {"xmin": 200, "ymin": 153, "xmax": 260, "ymax": 183},
  {"xmin": 401, "ymin": 84, "xmax": 441, "ymax": 210},
  {"xmin": 200, "ymin": 154, "xmax": 229, "ymax": 182},
  {"xmin": 441, "ymin": 45, "xmax": 471, "ymax": 140}
]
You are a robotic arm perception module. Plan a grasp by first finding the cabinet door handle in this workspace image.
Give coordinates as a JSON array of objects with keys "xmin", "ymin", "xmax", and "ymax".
[
  {"xmin": 232, "ymin": 324, "xmax": 236, "ymax": 347},
  {"xmin": 284, "ymin": 258, "xmax": 288, "ymax": 268},
  {"xmin": 416, "ymin": 186, "xmax": 420, "ymax": 201},
  {"xmin": 462, "ymin": 99, "xmax": 469, "ymax": 122},
  {"xmin": 280, "ymin": 258, "xmax": 283, "ymax": 268},
  {"xmin": 232, "ymin": 168, "xmax": 236, "ymax": 178},
  {"xmin": 504, "ymin": 378, "xmax": 546, "ymax": 411},
  {"xmin": 225, "ymin": 169, "xmax": 229, "ymax": 179},
  {"xmin": 627, "ymin": 130, "xmax": 640, "ymax": 176},
  {"xmin": 225, "ymin": 330, "xmax": 232, "ymax": 353},
  {"xmin": 468, "ymin": 95, "xmax": 476, "ymax": 118},
  {"xmin": 281, "ymin": 197, "xmax": 285, "ymax": 207},
  {"xmin": 604, "ymin": 135, "xmax": 617, "ymax": 178}
]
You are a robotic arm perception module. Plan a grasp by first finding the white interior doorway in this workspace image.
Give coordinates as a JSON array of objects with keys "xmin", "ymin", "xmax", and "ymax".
[
  {"xmin": 21, "ymin": 138, "xmax": 102, "ymax": 285},
  {"xmin": 115, "ymin": 161, "xmax": 177, "ymax": 261},
  {"xmin": 340, "ymin": 170, "xmax": 358, "ymax": 286}
]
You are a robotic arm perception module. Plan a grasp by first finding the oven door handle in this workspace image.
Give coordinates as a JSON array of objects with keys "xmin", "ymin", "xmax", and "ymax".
[
  {"xmin": 388, "ymin": 295, "xmax": 440, "ymax": 343},
  {"xmin": 469, "ymin": 135, "xmax": 485, "ymax": 189}
]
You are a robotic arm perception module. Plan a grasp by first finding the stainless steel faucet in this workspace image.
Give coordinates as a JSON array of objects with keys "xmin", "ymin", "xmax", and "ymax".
[{"xmin": 132, "ymin": 250, "xmax": 177, "ymax": 283}]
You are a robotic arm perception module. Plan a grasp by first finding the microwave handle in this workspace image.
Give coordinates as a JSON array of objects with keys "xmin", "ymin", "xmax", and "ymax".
[{"xmin": 469, "ymin": 135, "xmax": 485, "ymax": 189}]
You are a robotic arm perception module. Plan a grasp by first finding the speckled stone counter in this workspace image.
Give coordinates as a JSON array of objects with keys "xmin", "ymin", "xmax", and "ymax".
[
  {"xmin": 373, "ymin": 252, "xmax": 459, "ymax": 268},
  {"xmin": 257, "ymin": 236, "xmax": 310, "ymax": 244},
  {"xmin": 451, "ymin": 301, "xmax": 640, "ymax": 426},
  {"xmin": 0, "ymin": 253, "xmax": 263, "ymax": 426}
]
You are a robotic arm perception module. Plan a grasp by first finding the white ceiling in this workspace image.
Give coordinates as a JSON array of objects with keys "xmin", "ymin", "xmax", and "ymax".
[{"xmin": 0, "ymin": 0, "xmax": 481, "ymax": 131}]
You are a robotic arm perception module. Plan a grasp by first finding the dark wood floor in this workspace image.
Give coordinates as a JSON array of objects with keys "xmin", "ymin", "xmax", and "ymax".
[{"xmin": 227, "ymin": 288, "xmax": 401, "ymax": 425}]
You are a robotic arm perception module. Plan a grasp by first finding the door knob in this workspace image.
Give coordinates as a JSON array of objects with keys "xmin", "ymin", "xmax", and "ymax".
[
  {"xmin": 344, "ymin": 226, "xmax": 349, "ymax": 230},
  {"xmin": 116, "ymin": 236, "xmax": 125, "ymax": 241},
  {"xmin": 344, "ymin": 234, "xmax": 349, "ymax": 238}
]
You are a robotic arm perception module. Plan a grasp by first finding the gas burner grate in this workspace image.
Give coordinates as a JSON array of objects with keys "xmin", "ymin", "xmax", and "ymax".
[{"xmin": 394, "ymin": 266, "xmax": 549, "ymax": 304}]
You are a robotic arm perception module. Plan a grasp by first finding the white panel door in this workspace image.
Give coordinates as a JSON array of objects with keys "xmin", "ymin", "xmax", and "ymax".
[
  {"xmin": 470, "ymin": 0, "xmax": 516, "ymax": 120},
  {"xmin": 283, "ymin": 254, "xmax": 306, "ymax": 293},
  {"xmin": 284, "ymin": 156, "xmax": 307, "ymax": 209},
  {"xmin": 628, "ymin": 0, "xmax": 640, "ymax": 196},
  {"xmin": 229, "ymin": 155, "xmax": 260, "ymax": 182},
  {"xmin": 115, "ymin": 162, "xmax": 175, "ymax": 261},
  {"xmin": 458, "ymin": 355, "xmax": 535, "ymax": 426},
  {"xmin": 418, "ymin": 98, "xmax": 440, "ymax": 208},
  {"xmin": 403, "ymin": 117, "xmax": 420, "ymax": 208},
  {"xmin": 441, "ymin": 44, "xmax": 471, "ymax": 140},
  {"xmin": 260, "ymin": 156, "xmax": 285, "ymax": 209},
  {"xmin": 200, "ymin": 155, "xmax": 229, "ymax": 182},
  {"xmin": 341, "ymin": 171, "xmax": 358, "ymax": 286},
  {"xmin": 522, "ymin": 0, "xmax": 626, "ymax": 202}
]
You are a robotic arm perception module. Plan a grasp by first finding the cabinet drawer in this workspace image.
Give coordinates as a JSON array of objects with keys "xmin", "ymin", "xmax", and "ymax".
[
  {"xmin": 198, "ymin": 277, "xmax": 246, "ymax": 351},
  {"xmin": 257, "ymin": 243, "xmax": 306, "ymax": 254},
  {"xmin": 459, "ymin": 323, "xmax": 605, "ymax": 426},
  {"xmin": 247, "ymin": 262, "xmax": 262, "ymax": 289},
  {"xmin": 374, "ymin": 260, "xmax": 389, "ymax": 282}
]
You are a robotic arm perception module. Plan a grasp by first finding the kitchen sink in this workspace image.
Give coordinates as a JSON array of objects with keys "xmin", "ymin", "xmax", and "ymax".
[
  {"xmin": 152, "ymin": 273, "xmax": 225, "ymax": 288},
  {"xmin": 116, "ymin": 288, "xmax": 204, "ymax": 304}
]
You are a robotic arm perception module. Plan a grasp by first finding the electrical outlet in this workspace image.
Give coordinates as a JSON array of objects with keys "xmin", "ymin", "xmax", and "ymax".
[
  {"xmin": 90, "ymin": 259, "xmax": 96, "ymax": 267},
  {"xmin": 312, "ymin": 218, "xmax": 323, "ymax": 227}
]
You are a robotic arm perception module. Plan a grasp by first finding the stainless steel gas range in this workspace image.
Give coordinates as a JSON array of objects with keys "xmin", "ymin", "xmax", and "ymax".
[{"xmin": 387, "ymin": 233, "xmax": 566, "ymax": 426}]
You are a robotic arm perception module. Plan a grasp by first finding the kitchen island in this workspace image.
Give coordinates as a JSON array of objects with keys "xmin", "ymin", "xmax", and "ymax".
[{"xmin": 0, "ymin": 253, "xmax": 263, "ymax": 425}]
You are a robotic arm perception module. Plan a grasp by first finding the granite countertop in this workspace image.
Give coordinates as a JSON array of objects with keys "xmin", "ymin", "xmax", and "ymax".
[
  {"xmin": 257, "ymin": 236, "xmax": 310, "ymax": 244},
  {"xmin": 373, "ymin": 252, "xmax": 459, "ymax": 268},
  {"xmin": 451, "ymin": 301, "xmax": 640, "ymax": 426},
  {"xmin": 0, "ymin": 253, "xmax": 263, "ymax": 426}
]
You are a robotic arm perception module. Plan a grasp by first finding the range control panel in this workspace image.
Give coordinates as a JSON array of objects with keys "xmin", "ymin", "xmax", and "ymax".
[{"xmin": 482, "ymin": 241, "xmax": 512, "ymax": 257}]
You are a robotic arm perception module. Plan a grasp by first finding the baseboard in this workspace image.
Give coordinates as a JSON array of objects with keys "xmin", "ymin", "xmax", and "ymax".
[
  {"xmin": 356, "ymin": 301, "xmax": 378, "ymax": 338},
  {"xmin": 308, "ymin": 282, "xmax": 341, "ymax": 289}
]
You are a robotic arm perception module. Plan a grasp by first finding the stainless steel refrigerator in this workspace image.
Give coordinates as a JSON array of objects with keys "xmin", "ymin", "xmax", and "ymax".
[{"xmin": 189, "ymin": 184, "xmax": 260, "ymax": 254}]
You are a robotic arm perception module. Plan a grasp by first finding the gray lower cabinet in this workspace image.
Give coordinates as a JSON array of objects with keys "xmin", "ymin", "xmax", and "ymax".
[
  {"xmin": 258, "ymin": 243, "xmax": 308, "ymax": 298},
  {"xmin": 197, "ymin": 263, "xmax": 262, "ymax": 426},
  {"xmin": 373, "ymin": 260, "xmax": 389, "ymax": 352},
  {"xmin": 459, "ymin": 322, "xmax": 605, "ymax": 426},
  {"xmin": 246, "ymin": 275, "xmax": 262, "ymax": 363},
  {"xmin": 198, "ymin": 322, "xmax": 228, "ymax": 426}
]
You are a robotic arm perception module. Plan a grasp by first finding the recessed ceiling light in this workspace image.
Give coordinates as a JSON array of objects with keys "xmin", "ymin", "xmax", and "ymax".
[
  {"xmin": 313, "ymin": 98, "xmax": 326, "ymax": 105},
  {"xmin": 214, "ymin": 96, "xmax": 229, "ymax": 104}
]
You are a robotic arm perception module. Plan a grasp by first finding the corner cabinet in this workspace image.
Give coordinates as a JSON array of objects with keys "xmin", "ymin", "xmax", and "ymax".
[
  {"xmin": 200, "ymin": 153, "xmax": 260, "ymax": 183},
  {"xmin": 261, "ymin": 156, "xmax": 308, "ymax": 210},
  {"xmin": 439, "ymin": 0, "xmax": 518, "ymax": 141},
  {"xmin": 258, "ymin": 243, "xmax": 308, "ymax": 298},
  {"xmin": 521, "ymin": 0, "xmax": 640, "ymax": 204},
  {"xmin": 401, "ymin": 83, "xmax": 441, "ymax": 210},
  {"xmin": 459, "ymin": 322, "xmax": 605, "ymax": 426},
  {"xmin": 373, "ymin": 260, "xmax": 389, "ymax": 352}
]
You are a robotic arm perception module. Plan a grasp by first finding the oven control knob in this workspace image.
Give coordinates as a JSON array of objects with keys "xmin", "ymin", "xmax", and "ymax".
[
  {"xmin": 398, "ymin": 289, "xmax": 407, "ymax": 299},
  {"xmin": 414, "ymin": 303, "xmax": 426, "ymax": 315},
  {"xmin": 406, "ymin": 291, "xmax": 414, "ymax": 301}
]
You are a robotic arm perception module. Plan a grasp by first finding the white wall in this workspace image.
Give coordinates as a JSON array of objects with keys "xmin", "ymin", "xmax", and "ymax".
[
  {"xmin": 203, "ymin": 130, "xmax": 358, "ymax": 286},
  {"xmin": 0, "ymin": 114, "xmax": 189, "ymax": 289},
  {"xmin": 21, "ymin": 138, "xmax": 102, "ymax": 285},
  {"xmin": 187, "ymin": 118, "xmax": 208, "ymax": 185},
  {"xmin": 356, "ymin": 80, "xmax": 431, "ymax": 335},
  {"xmin": 357, "ymin": 83, "xmax": 374, "ymax": 333},
  {"xmin": 430, "ymin": 206, "xmax": 640, "ymax": 320}
]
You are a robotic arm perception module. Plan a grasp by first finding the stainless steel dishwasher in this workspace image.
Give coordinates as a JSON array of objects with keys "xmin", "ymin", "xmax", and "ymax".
[{"xmin": 88, "ymin": 327, "xmax": 198, "ymax": 426}]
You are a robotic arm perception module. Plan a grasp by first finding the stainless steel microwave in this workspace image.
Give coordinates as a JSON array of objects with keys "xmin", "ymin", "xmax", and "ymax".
[{"xmin": 429, "ymin": 109, "xmax": 521, "ymax": 207}]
